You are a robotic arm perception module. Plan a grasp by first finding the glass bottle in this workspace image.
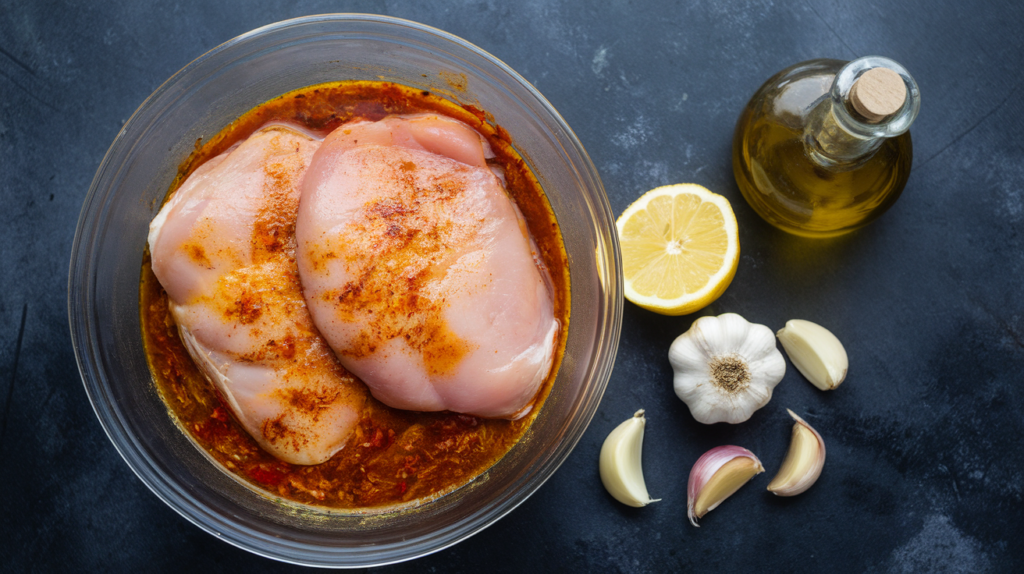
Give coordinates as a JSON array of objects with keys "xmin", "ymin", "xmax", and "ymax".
[{"xmin": 732, "ymin": 56, "xmax": 921, "ymax": 238}]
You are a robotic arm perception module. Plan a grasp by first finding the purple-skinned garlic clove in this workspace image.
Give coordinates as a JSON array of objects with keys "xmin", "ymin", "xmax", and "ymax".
[{"xmin": 687, "ymin": 445, "xmax": 764, "ymax": 527}]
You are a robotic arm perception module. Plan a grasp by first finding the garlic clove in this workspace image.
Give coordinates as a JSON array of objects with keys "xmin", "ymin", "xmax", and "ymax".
[
  {"xmin": 687, "ymin": 445, "xmax": 764, "ymax": 526},
  {"xmin": 767, "ymin": 409, "xmax": 826, "ymax": 497},
  {"xmin": 599, "ymin": 410, "xmax": 660, "ymax": 507},
  {"xmin": 776, "ymin": 319, "xmax": 848, "ymax": 391}
]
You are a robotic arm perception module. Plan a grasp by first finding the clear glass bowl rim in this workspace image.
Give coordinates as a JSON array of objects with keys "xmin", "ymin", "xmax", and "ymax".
[{"xmin": 69, "ymin": 13, "xmax": 622, "ymax": 568}]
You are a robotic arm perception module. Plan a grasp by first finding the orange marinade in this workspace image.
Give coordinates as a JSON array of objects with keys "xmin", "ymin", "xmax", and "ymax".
[{"xmin": 140, "ymin": 81, "xmax": 569, "ymax": 510}]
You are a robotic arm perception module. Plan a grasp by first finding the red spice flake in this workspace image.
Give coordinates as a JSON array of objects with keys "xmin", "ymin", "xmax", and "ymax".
[
  {"xmin": 211, "ymin": 406, "xmax": 229, "ymax": 423},
  {"xmin": 192, "ymin": 416, "xmax": 231, "ymax": 443},
  {"xmin": 397, "ymin": 480, "xmax": 408, "ymax": 495},
  {"xmin": 358, "ymin": 420, "xmax": 396, "ymax": 450},
  {"xmin": 223, "ymin": 291, "xmax": 263, "ymax": 324},
  {"xmin": 403, "ymin": 455, "xmax": 420, "ymax": 475},
  {"xmin": 371, "ymin": 428, "xmax": 386, "ymax": 448},
  {"xmin": 247, "ymin": 463, "xmax": 287, "ymax": 486}
]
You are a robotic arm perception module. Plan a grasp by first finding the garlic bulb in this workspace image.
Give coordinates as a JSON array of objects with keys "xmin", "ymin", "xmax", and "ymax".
[{"xmin": 669, "ymin": 313, "xmax": 786, "ymax": 424}]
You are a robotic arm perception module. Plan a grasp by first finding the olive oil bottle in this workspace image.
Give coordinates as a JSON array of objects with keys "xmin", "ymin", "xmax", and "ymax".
[{"xmin": 732, "ymin": 57, "xmax": 920, "ymax": 237}]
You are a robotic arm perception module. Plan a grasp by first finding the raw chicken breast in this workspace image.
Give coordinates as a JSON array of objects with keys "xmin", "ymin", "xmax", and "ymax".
[
  {"xmin": 148, "ymin": 124, "xmax": 367, "ymax": 465},
  {"xmin": 296, "ymin": 114, "xmax": 558, "ymax": 418}
]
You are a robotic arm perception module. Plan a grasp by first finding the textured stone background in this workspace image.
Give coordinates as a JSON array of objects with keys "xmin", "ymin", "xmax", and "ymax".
[{"xmin": 2, "ymin": 0, "xmax": 1023, "ymax": 572}]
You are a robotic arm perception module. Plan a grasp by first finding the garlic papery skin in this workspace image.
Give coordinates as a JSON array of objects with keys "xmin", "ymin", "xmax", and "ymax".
[
  {"xmin": 776, "ymin": 319, "xmax": 848, "ymax": 391},
  {"xmin": 767, "ymin": 409, "xmax": 826, "ymax": 497},
  {"xmin": 599, "ymin": 410, "xmax": 661, "ymax": 507},
  {"xmin": 669, "ymin": 313, "xmax": 786, "ymax": 424},
  {"xmin": 687, "ymin": 445, "xmax": 764, "ymax": 527}
]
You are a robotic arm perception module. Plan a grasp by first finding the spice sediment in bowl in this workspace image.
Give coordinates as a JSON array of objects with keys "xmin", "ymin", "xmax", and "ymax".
[{"xmin": 69, "ymin": 14, "xmax": 620, "ymax": 567}]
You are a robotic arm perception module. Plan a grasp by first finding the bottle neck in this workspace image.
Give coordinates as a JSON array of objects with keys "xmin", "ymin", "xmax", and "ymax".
[
  {"xmin": 803, "ymin": 56, "xmax": 920, "ymax": 168},
  {"xmin": 805, "ymin": 99, "xmax": 884, "ymax": 167}
]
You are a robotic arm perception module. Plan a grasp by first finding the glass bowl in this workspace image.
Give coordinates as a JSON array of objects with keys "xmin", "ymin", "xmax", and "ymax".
[{"xmin": 69, "ymin": 14, "xmax": 621, "ymax": 568}]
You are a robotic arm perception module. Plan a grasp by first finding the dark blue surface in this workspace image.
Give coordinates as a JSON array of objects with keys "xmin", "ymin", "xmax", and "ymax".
[{"xmin": 2, "ymin": 1, "xmax": 1023, "ymax": 571}]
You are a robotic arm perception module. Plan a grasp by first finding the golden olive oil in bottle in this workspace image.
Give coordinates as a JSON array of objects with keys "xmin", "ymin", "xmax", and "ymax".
[{"xmin": 732, "ymin": 57, "xmax": 920, "ymax": 238}]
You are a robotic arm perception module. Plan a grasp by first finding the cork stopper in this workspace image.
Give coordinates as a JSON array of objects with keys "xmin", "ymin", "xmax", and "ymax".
[{"xmin": 849, "ymin": 67, "xmax": 906, "ymax": 123}]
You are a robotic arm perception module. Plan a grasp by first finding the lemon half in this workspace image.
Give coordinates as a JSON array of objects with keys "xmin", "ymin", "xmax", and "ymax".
[{"xmin": 616, "ymin": 184, "xmax": 739, "ymax": 316}]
